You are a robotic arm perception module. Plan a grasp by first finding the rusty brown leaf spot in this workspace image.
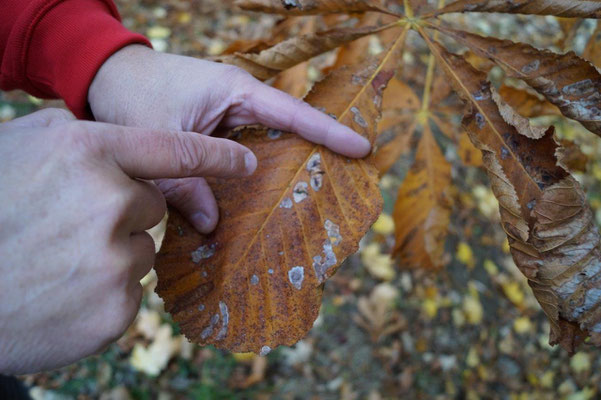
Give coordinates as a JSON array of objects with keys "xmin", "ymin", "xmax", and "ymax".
[
  {"xmin": 435, "ymin": 25, "xmax": 601, "ymax": 137},
  {"xmin": 155, "ymin": 33, "xmax": 409, "ymax": 353},
  {"xmin": 393, "ymin": 123, "xmax": 451, "ymax": 269},
  {"xmin": 423, "ymin": 31, "xmax": 601, "ymax": 353},
  {"xmin": 435, "ymin": 0, "xmax": 601, "ymax": 18},
  {"xmin": 215, "ymin": 25, "xmax": 397, "ymax": 80},
  {"xmin": 235, "ymin": 0, "xmax": 395, "ymax": 15}
]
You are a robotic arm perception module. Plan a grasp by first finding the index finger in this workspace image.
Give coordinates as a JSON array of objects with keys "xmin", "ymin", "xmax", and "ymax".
[
  {"xmin": 88, "ymin": 122, "xmax": 257, "ymax": 180},
  {"xmin": 226, "ymin": 76, "xmax": 372, "ymax": 158}
]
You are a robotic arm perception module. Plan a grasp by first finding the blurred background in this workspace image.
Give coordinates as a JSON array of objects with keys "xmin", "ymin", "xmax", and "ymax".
[{"xmin": 3, "ymin": 0, "xmax": 601, "ymax": 399}]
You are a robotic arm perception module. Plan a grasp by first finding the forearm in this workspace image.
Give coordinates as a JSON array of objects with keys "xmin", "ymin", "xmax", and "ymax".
[{"xmin": 0, "ymin": 0, "xmax": 150, "ymax": 119}]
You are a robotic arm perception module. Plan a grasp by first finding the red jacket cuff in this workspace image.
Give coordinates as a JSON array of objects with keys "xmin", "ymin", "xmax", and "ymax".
[{"xmin": 2, "ymin": 0, "xmax": 151, "ymax": 119}]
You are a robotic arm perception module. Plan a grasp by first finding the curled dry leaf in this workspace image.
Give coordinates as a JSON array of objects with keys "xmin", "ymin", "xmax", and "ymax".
[
  {"xmin": 433, "ymin": 25, "xmax": 601, "ymax": 137},
  {"xmin": 272, "ymin": 18, "xmax": 316, "ymax": 98},
  {"xmin": 235, "ymin": 0, "xmax": 394, "ymax": 16},
  {"xmin": 498, "ymin": 85, "xmax": 560, "ymax": 118},
  {"xmin": 435, "ymin": 0, "xmax": 601, "ymax": 18},
  {"xmin": 393, "ymin": 123, "xmax": 451, "ymax": 269},
  {"xmin": 491, "ymin": 86, "xmax": 548, "ymax": 139},
  {"xmin": 423, "ymin": 32, "xmax": 601, "ymax": 352},
  {"xmin": 155, "ymin": 35, "xmax": 409, "ymax": 353},
  {"xmin": 215, "ymin": 25, "xmax": 396, "ymax": 80}
]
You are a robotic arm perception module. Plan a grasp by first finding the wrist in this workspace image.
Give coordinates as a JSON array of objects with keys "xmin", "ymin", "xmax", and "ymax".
[{"xmin": 88, "ymin": 44, "xmax": 155, "ymax": 124}]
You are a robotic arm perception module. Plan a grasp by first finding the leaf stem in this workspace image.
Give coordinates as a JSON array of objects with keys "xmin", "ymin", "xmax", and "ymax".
[
  {"xmin": 404, "ymin": 0, "xmax": 414, "ymax": 19},
  {"xmin": 419, "ymin": 0, "xmax": 445, "ymax": 114}
]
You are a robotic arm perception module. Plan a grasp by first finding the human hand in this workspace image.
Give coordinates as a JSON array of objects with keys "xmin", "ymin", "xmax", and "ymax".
[
  {"xmin": 88, "ymin": 45, "xmax": 371, "ymax": 233},
  {"xmin": 0, "ymin": 109, "xmax": 256, "ymax": 374}
]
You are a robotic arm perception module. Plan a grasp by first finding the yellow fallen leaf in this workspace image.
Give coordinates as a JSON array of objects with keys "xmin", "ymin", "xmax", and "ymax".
[
  {"xmin": 540, "ymin": 371, "xmax": 555, "ymax": 388},
  {"xmin": 146, "ymin": 26, "xmax": 171, "ymax": 39},
  {"xmin": 570, "ymin": 352, "xmax": 591, "ymax": 374},
  {"xmin": 466, "ymin": 347, "xmax": 479, "ymax": 368},
  {"xmin": 135, "ymin": 308, "xmax": 161, "ymax": 340},
  {"xmin": 456, "ymin": 242, "xmax": 475, "ymax": 269},
  {"xmin": 130, "ymin": 324, "xmax": 179, "ymax": 376},
  {"xmin": 233, "ymin": 352, "xmax": 256, "ymax": 362},
  {"xmin": 372, "ymin": 213, "xmax": 395, "ymax": 235},
  {"xmin": 361, "ymin": 243, "xmax": 396, "ymax": 281},
  {"xmin": 422, "ymin": 298, "xmax": 439, "ymax": 319},
  {"xmin": 502, "ymin": 281, "xmax": 525, "ymax": 308},
  {"xmin": 513, "ymin": 316, "xmax": 533, "ymax": 334},
  {"xmin": 483, "ymin": 259, "xmax": 498, "ymax": 276},
  {"xmin": 462, "ymin": 295, "xmax": 483, "ymax": 324}
]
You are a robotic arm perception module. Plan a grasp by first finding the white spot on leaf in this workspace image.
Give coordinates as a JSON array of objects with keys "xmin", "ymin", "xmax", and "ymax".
[
  {"xmin": 280, "ymin": 197, "xmax": 293, "ymax": 209},
  {"xmin": 191, "ymin": 244, "xmax": 215, "ymax": 263},
  {"xmin": 288, "ymin": 266, "xmax": 305, "ymax": 290},
  {"xmin": 260, "ymin": 346, "xmax": 272, "ymax": 356},
  {"xmin": 293, "ymin": 181, "xmax": 309, "ymax": 203}
]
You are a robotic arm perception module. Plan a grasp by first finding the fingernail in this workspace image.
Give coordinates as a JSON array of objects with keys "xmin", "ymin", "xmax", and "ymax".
[
  {"xmin": 244, "ymin": 152, "xmax": 257, "ymax": 175},
  {"xmin": 191, "ymin": 212, "xmax": 212, "ymax": 233}
]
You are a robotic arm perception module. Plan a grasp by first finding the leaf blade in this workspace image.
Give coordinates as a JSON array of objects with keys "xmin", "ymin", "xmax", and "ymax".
[{"xmin": 155, "ymin": 30, "xmax": 409, "ymax": 353}]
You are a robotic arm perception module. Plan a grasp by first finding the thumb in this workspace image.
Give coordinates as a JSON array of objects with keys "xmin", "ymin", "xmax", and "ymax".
[{"xmin": 90, "ymin": 122, "xmax": 257, "ymax": 180}]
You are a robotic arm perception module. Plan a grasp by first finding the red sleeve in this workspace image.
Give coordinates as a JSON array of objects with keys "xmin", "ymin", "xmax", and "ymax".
[{"xmin": 0, "ymin": 0, "xmax": 151, "ymax": 119}]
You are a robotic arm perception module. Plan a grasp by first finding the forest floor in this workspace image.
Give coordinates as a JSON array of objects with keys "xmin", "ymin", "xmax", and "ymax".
[{"xmin": 3, "ymin": 0, "xmax": 601, "ymax": 399}]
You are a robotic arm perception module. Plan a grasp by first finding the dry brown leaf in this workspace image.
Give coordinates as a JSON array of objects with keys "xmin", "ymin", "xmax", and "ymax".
[
  {"xmin": 330, "ymin": 13, "xmax": 400, "ymax": 71},
  {"xmin": 382, "ymin": 76, "xmax": 421, "ymax": 111},
  {"xmin": 374, "ymin": 77, "xmax": 420, "ymax": 174},
  {"xmin": 434, "ymin": 0, "xmax": 601, "ymax": 18},
  {"xmin": 491, "ymin": 86, "xmax": 548, "ymax": 139},
  {"xmin": 556, "ymin": 18, "xmax": 583, "ymax": 51},
  {"xmin": 423, "ymin": 31, "xmax": 601, "ymax": 352},
  {"xmin": 458, "ymin": 129, "xmax": 483, "ymax": 167},
  {"xmin": 235, "ymin": 0, "xmax": 395, "ymax": 15},
  {"xmin": 558, "ymin": 139, "xmax": 589, "ymax": 173},
  {"xmin": 272, "ymin": 18, "xmax": 316, "ymax": 98},
  {"xmin": 498, "ymin": 85, "xmax": 560, "ymax": 118},
  {"xmin": 215, "ymin": 25, "xmax": 396, "ymax": 80},
  {"xmin": 155, "ymin": 34, "xmax": 409, "ymax": 353},
  {"xmin": 434, "ymin": 25, "xmax": 601, "ymax": 137},
  {"xmin": 375, "ymin": 117, "xmax": 417, "ymax": 174},
  {"xmin": 393, "ymin": 123, "xmax": 451, "ymax": 269},
  {"xmin": 583, "ymin": 21, "xmax": 601, "ymax": 67}
]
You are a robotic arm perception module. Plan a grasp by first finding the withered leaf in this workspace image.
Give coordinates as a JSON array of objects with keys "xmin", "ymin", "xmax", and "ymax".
[
  {"xmin": 375, "ymin": 77, "xmax": 420, "ymax": 174},
  {"xmin": 498, "ymin": 85, "xmax": 560, "ymax": 118},
  {"xmin": 393, "ymin": 123, "xmax": 451, "ymax": 269},
  {"xmin": 235, "ymin": 0, "xmax": 394, "ymax": 15},
  {"xmin": 215, "ymin": 25, "xmax": 396, "ymax": 80},
  {"xmin": 330, "ymin": 12, "xmax": 400, "ymax": 71},
  {"xmin": 435, "ymin": 0, "xmax": 601, "ymax": 18},
  {"xmin": 435, "ymin": 25, "xmax": 601, "ymax": 137},
  {"xmin": 155, "ymin": 37, "xmax": 407, "ymax": 353},
  {"xmin": 375, "ymin": 117, "xmax": 417, "ymax": 175},
  {"xmin": 423, "ymin": 31, "xmax": 601, "ymax": 352}
]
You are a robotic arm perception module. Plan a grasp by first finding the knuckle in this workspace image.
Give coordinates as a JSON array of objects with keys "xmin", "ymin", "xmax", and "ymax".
[
  {"xmin": 59, "ymin": 121, "xmax": 97, "ymax": 153},
  {"xmin": 158, "ymin": 179, "xmax": 197, "ymax": 207},
  {"xmin": 173, "ymin": 135, "xmax": 206, "ymax": 175}
]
